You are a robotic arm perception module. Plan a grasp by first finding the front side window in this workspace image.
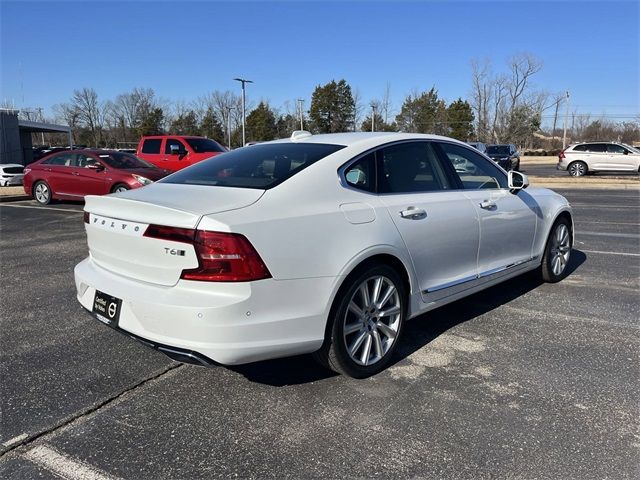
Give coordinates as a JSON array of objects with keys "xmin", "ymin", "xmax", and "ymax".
[
  {"xmin": 344, "ymin": 153, "xmax": 376, "ymax": 192},
  {"xmin": 378, "ymin": 142, "xmax": 452, "ymax": 194},
  {"xmin": 165, "ymin": 139, "xmax": 187, "ymax": 154},
  {"xmin": 606, "ymin": 144, "xmax": 627, "ymax": 154},
  {"xmin": 438, "ymin": 142, "xmax": 507, "ymax": 190},
  {"xmin": 162, "ymin": 143, "xmax": 345, "ymax": 189},
  {"xmin": 141, "ymin": 139, "xmax": 161, "ymax": 154},
  {"xmin": 43, "ymin": 153, "xmax": 75, "ymax": 166},
  {"xmin": 184, "ymin": 138, "xmax": 226, "ymax": 153}
]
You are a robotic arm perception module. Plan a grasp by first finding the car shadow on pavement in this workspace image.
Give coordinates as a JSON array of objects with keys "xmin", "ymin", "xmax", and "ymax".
[{"xmin": 229, "ymin": 250, "xmax": 587, "ymax": 387}]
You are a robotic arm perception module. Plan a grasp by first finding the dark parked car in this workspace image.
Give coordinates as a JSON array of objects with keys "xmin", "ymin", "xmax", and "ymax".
[
  {"xmin": 24, "ymin": 150, "xmax": 171, "ymax": 205},
  {"xmin": 486, "ymin": 144, "xmax": 520, "ymax": 171}
]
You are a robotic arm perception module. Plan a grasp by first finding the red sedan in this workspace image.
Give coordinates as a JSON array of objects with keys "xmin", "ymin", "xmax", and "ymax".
[{"xmin": 24, "ymin": 150, "xmax": 172, "ymax": 205}]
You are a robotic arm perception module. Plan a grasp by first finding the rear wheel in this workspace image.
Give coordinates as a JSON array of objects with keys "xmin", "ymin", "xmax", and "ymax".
[
  {"xmin": 313, "ymin": 264, "xmax": 406, "ymax": 378},
  {"xmin": 33, "ymin": 181, "xmax": 52, "ymax": 205},
  {"xmin": 568, "ymin": 161, "xmax": 587, "ymax": 177},
  {"xmin": 111, "ymin": 183, "xmax": 130, "ymax": 193},
  {"xmin": 539, "ymin": 218, "xmax": 572, "ymax": 283}
]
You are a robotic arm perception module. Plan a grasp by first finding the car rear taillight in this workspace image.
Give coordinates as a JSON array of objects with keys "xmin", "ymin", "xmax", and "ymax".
[
  {"xmin": 144, "ymin": 224, "xmax": 195, "ymax": 244},
  {"xmin": 84, "ymin": 212, "xmax": 90, "ymax": 224},
  {"xmin": 142, "ymin": 224, "xmax": 271, "ymax": 282},
  {"xmin": 558, "ymin": 149, "xmax": 566, "ymax": 160},
  {"xmin": 181, "ymin": 231, "xmax": 271, "ymax": 282}
]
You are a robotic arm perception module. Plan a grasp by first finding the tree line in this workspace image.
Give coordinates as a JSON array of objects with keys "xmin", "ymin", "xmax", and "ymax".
[{"xmin": 41, "ymin": 53, "xmax": 638, "ymax": 148}]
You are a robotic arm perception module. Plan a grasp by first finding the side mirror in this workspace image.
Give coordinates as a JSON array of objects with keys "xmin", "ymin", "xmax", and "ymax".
[
  {"xmin": 87, "ymin": 163, "xmax": 104, "ymax": 171},
  {"xmin": 623, "ymin": 150, "xmax": 629, "ymax": 155},
  {"xmin": 508, "ymin": 170, "xmax": 529, "ymax": 190}
]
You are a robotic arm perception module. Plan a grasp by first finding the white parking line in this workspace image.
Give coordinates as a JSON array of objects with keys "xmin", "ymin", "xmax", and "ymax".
[
  {"xmin": 2, "ymin": 432, "xmax": 28, "ymax": 448},
  {"xmin": 582, "ymin": 250, "xmax": 640, "ymax": 257},
  {"xmin": 578, "ymin": 231, "xmax": 640, "ymax": 239},
  {"xmin": 23, "ymin": 444, "xmax": 118, "ymax": 480},
  {"xmin": 0, "ymin": 204, "xmax": 82, "ymax": 213}
]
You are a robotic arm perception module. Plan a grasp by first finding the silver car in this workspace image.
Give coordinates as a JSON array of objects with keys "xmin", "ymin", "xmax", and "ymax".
[
  {"xmin": 558, "ymin": 142, "xmax": 640, "ymax": 176},
  {"xmin": 0, "ymin": 164, "xmax": 25, "ymax": 186}
]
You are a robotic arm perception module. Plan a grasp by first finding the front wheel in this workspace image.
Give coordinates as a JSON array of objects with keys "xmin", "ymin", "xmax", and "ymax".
[
  {"xmin": 33, "ymin": 181, "xmax": 52, "ymax": 205},
  {"xmin": 111, "ymin": 183, "xmax": 130, "ymax": 193},
  {"xmin": 568, "ymin": 161, "xmax": 587, "ymax": 177},
  {"xmin": 539, "ymin": 218, "xmax": 572, "ymax": 283},
  {"xmin": 313, "ymin": 264, "xmax": 406, "ymax": 378}
]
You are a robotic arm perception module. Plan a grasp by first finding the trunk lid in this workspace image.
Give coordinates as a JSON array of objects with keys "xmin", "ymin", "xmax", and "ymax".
[{"xmin": 84, "ymin": 183, "xmax": 264, "ymax": 286}]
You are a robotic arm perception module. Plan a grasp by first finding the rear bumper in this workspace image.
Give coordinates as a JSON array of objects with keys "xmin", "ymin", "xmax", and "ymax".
[{"xmin": 74, "ymin": 257, "xmax": 336, "ymax": 365}]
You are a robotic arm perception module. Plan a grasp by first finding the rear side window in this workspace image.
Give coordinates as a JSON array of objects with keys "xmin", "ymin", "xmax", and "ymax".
[
  {"xmin": 43, "ymin": 153, "xmax": 76, "ymax": 166},
  {"xmin": 344, "ymin": 153, "xmax": 376, "ymax": 192},
  {"xmin": 584, "ymin": 143, "xmax": 606, "ymax": 153},
  {"xmin": 141, "ymin": 139, "xmax": 161, "ymax": 154},
  {"xmin": 378, "ymin": 142, "xmax": 452, "ymax": 193},
  {"xmin": 162, "ymin": 143, "xmax": 345, "ymax": 189}
]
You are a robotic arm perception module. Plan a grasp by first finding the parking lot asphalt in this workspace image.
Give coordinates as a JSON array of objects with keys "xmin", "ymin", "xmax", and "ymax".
[{"xmin": 1, "ymin": 189, "xmax": 638, "ymax": 479}]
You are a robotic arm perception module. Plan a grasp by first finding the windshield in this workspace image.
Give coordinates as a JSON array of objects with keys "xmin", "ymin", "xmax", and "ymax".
[
  {"xmin": 622, "ymin": 143, "xmax": 640, "ymax": 154},
  {"xmin": 185, "ymin": 138, "xmax": 226, "ymax": 153},
  {"xmin": 98, "ymin": 153, "xmax": 156, "ymax": 169},
  {"xmin": 162, "ymin": 143, "xmax": 345, "ymax": 189},
  {"xmin": 487, "ymin": 145, "xmax": 511, "ymax": 155}
]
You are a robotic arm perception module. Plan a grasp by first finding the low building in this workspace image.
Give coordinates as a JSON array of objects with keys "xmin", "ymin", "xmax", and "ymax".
[{"xmin": 0, "ymin": 109, "xmax": 72, "ymax": 164}]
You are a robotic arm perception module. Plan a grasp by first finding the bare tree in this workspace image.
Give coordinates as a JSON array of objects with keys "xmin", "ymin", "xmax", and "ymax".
[
  {"xmin": 70, "ymin": 88, "xmax": 104, "ymax": 147},
  {"xmin": 381, "ymin": 82, "xmax": 393, "ymax": 124}
]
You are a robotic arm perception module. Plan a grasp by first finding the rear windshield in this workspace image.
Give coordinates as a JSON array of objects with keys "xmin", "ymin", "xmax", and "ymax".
[
  {"xmin": 161, "ymin": 143, "xmax": 345, "ymax": 189},
  {"xmin": 185, "ymin": 138, "xmax": 226, "ymax": 153},
  {"xmin": 487, "ymin": 145, "xmax": 510, "ymax": 155},
  {"xmin": 98, "ymin": 153, "xmax": 156, "ymax": 169},
  {"xmin": 2, "ymin": 166, "xmax": 24, "ymax": 174}
]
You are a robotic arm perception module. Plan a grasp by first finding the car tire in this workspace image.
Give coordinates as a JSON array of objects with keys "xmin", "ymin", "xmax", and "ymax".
[
  {"xmin": 539, "ymin": 218, "xmax": 572, "ymax": 283},
  {"xmin": 111, "ymin": 183, "xmax": 130, "ymax": 193},
  {"xmin": 313, "ymin": 264, "xmax": 406, "ymax": 378},
  {"xmin": 33, "ymin": 180, "xmax": 52, "ymax": 205},
  {"xmin": 568, "ymin": 161, "xmax": 587, "ymax": 177}
]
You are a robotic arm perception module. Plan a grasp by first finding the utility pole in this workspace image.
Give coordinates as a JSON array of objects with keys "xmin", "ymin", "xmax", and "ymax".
[
  {"xmin": 562, "ymin": 91, "xmax": 570, "ymax": 149},
  {"xmin": 296, "ymin": 99, "xmax": 305, "ymax": 130},
  {"xmin": 551, "ymin": 99, "xmax": 560, "ymax": 148},
  {"xmin": 225, "ymin": 106, "xmax": 233, "ymax": 150},
  {"xmin": 370, "ymin": 103, "xmax": 377, "ymax": 132},
  {"xmin": 233, "ymin": 77, "xmax": 253, "ymax": 146}
]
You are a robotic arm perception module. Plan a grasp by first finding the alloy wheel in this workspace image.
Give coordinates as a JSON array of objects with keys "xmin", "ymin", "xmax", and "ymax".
[
  {"xmin": 569, "ymin": 162, "xmax": 586, "ymax": 176},
  {"xmin": 343, "ymin": 275, "xmax": 401, "ymax": 366},
  {"xmin": 550, "ymin": 223, "xmax": 571, "ymax": 276},
  {"xmin": 35, "ymin": 183, "xmax": 50, "ymax": 203},
  {"xmin": 114, "ymin": 186, "xmax": 128, "ymax": 193}
]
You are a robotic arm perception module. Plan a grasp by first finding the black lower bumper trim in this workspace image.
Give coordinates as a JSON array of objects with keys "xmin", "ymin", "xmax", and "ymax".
[{"xmin": 84, "ymin": 308, "xmax": 219, "ymax": 367}]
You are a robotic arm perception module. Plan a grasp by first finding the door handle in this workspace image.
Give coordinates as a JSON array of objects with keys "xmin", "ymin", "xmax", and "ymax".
[
  {"xmin": 399, "ymin": 207, "xmax": 427, "ymax": 219},
  {"xmin": 72, "ymin": 172, "xmax": 79, "ymax": 176},
  {"xmin": 479, "ymin": 200, "xmax": 496, "ymax": 210}
]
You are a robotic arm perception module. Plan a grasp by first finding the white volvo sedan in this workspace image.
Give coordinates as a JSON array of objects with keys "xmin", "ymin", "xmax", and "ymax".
[{"xmin": 75, "ymin": 132, "xmax": 573, "ymax": 377}]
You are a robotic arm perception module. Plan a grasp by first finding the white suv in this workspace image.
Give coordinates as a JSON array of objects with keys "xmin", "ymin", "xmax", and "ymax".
[{"xmin": 558, "ymin": 142, "xmax": 640, "ymax": 176}]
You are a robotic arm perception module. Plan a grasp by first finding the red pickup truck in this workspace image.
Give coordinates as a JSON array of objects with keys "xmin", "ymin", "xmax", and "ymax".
[{"xmin": 136, "ymin": 136, "xmax": 226, "ymax": 171}]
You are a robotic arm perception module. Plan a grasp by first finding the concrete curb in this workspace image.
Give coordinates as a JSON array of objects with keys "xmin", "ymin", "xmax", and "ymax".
[
  {"xmin": 0, "ymin": 195, "xmax": 30, "ymax": 202},
  {"xmin": 528, "ymin": 176, "xmax": 639, "ymax": 190}
]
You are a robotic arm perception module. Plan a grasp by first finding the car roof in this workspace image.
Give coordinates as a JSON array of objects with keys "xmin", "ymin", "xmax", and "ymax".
[{"xmin": 269, "ymin": 131, "xmax": 467, "ymax": 148}]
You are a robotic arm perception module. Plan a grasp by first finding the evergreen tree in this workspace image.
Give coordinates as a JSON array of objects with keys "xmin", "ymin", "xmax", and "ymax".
[
  {"xmin": 446, "ymin": 98, "xmax": 475, "ymax": 140},
  {"xmin": 309, "ymin": 79, "xmax": 356, "ymax": 133},
  {"xmin": 246, "ymin": 102, "xmax": 277, "ymax": 141},
  {"xmin": 395, "ymin": 87, "xmax": 444, "ymax": 134},
  {"xmin": 169, "ymin": 110, "xmax": 199, "ymax": 135},
  {"xmin": 200, "ymin": 107, "xmax": 225, "ymax": 144},
  {"xmin": 136, "ymin": 108, "xmax": 164, "ymax": 136}
]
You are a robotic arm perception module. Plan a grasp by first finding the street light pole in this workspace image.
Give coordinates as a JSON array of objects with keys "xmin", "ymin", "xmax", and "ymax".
[
  {"xmin": 297, "ymin": 99, "xmax": 305, "ymax": 130},
  {"xmin": 225, "ymin": 106, "xmax": 233, "ymax": 150},
  {"xmin": 233, "ymin": 77, "xmax": 253, "ymax": 146},
  {"xmin": 370, "ymin": 103, "xmax": 377, "ymax": 132},
  {"xmin": 562, "ymin": 90, "xmax": 570, "ymax": 149}
]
